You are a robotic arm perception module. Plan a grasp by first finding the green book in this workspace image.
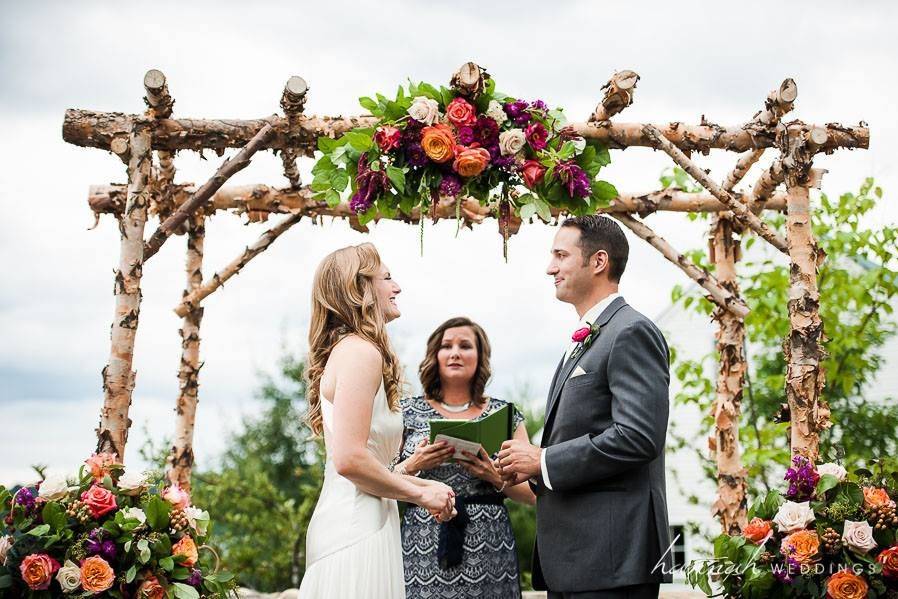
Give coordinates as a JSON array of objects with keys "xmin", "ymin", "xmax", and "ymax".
[{"xmin": 428, "ymin": 403, "xmax": 515, "ymax": 462}]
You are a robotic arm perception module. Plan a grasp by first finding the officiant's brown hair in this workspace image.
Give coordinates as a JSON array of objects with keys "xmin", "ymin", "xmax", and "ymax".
[{"xmin": 419, "ymin": 317, "xmax": 492, "ymax": 407}]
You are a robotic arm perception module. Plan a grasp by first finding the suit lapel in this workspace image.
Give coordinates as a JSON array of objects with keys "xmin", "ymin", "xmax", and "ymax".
[
  {"xmin": 542, "ymin": 297, "xmax": 628, "ymax": 441},
  {"xmin": 544, "ymin": 354, "xmax": 566, "ymax": 416}
]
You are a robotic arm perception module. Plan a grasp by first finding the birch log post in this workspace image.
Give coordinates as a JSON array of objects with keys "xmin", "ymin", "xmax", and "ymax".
[
  {"xmin": 143, "ymin": 70, "xmax": 179, "ymax": 222},
  {"xmin": 613, "ymin": 214, "xmax": 749, "ymax": 318},
  {"xmin": 279, "ymin": 76, "xmax": 308, "ymax": 189},
  {"xmin": 173, "ymin": 211, "xmax": 304, "ymax": 317},
  {"xmin": 590, "ymin": 70, "xmax": 639, "ymax": 122},
  {"xmin": 708, "ymin": 215, "xmax": 749, "ymax": 534},
  {"xmin": 167, "ymin": 214, "xmax": 205, "ymax": 490},
  {"xmin": 96, "ymin": 122, "xmax": 153, "ymax": 459},
  {"xmin": 782, "ymin": 128, "xmax": 831, "ymax": 461},
  {"xmin": 143, "ymin": 123, "xmax": 275, "ymax": 261},
  {"xmin": 643, "ymin": 124, "xmax": 789, "ymax": 254}
]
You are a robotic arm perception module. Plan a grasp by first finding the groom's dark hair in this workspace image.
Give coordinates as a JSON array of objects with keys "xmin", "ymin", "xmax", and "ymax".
[{"xmin": 561, "ymin": 215, "xmax": 628, "ymax": 282}]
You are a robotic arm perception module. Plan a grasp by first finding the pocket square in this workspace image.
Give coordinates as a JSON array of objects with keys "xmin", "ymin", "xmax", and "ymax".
[{"xmin": 569, "ymin": 365, "xmax": 588, "ymax": 379}]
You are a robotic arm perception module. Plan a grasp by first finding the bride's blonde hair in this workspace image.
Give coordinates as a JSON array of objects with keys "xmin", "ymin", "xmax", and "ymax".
[{"xmin": 306, "ymin": 243, "xmax": 403, "ymax": 436}]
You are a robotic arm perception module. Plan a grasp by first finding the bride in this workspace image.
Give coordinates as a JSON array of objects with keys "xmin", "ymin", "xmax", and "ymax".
[{"xmin": 299, "ymin": 243, "xmax": 457, "ymax": 599}]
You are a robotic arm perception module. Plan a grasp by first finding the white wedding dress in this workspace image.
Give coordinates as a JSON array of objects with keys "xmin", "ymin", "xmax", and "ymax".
[{"xmin": 299, "ymin": 382, "xmax": 406, "ymax": 598}]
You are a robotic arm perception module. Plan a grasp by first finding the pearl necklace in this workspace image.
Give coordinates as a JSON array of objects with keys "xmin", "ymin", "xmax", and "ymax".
[{"xmin": 438, "ymin": 400, "xmax": 471, "ymax": 413}]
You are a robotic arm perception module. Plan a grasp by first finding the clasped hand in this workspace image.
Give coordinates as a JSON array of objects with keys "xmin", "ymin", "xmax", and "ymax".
[{"xmin": 494, "ymin": 438, "xmax": 542, "ymax": 485}]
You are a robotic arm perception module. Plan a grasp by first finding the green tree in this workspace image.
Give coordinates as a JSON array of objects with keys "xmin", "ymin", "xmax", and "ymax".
[{"xmin": 668, "ymin": 178, "xmax": 898, "ymax": 503}]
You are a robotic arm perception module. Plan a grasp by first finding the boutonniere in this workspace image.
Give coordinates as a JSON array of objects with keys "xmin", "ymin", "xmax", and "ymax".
[{"xmin": 570, "ymin": 321, "xmax": 601, "ymax": 359}]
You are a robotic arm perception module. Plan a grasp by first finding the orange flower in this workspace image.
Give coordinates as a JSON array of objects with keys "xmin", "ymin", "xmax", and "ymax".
[
  {"xmin": 826, "ymin": 570, "xmax": 868, "ymax": 599},
  {"xmin": 85, "ymin": 452, "xmax": 117, "ymax": 481},
  {"xmin": 19, "ymin": 553, "xmax": 60, "ymax": 590},
  {"xmin": 878, "ymin": 545, "xmax": 898, "ymax": 579},
  {"xmin": 420, "ymin": 124, "xmax": 456, "ymax": 163},
  {"xmin": 172, "ymin": 536, "xmax": 199, "ymax": 567},
  {"xmin": 453, "ymin": 146, "xmax": 491, "ymax": 178},
  {"xmin": 742, "ymin": 517, "xmax": 772, "ymax": 544},
  {"xmin": 137, "ymin": 574, "xmax": 166, "ymax": 599},
  {"xmin": 780, "ymin": 529, "xmax": 820, "ymax": 565},
  {"xmin": 862, "ymin": 486, "xmax": 892, "ymax": 509},
  {"xmin": 80, "ymin": 555, "xmax": 115, "ymax": 593}
]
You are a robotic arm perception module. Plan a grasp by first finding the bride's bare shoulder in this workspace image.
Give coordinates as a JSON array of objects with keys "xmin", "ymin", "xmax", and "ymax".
[{"xmin": 329, "ymin": 334, "xmax": 383, "ymax": 368}]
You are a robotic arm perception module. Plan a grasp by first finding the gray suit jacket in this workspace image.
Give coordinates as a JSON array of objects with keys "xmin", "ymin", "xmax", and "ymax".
[{"xmin": 531, "ymin": 296, "xmax": 673, "ymax": 592}]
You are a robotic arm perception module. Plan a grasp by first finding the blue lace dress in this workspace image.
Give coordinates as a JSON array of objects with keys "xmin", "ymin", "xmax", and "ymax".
[{"xmin": 399, "ymin": 396, "xmax": 525, "ymax": 599}]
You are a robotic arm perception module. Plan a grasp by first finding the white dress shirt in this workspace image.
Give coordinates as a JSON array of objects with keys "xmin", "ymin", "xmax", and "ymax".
[{"xmin": 541, "ymin": 293, "xmax": 621, "ymax": 490}]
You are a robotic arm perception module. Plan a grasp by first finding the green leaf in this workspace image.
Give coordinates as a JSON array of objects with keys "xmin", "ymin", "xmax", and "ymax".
[
  {"xmin": 144, "ymin": 495, "xmax": 171, "ymax": 532},
  {"xmin": 172, "ymin": 582, "xmax": 200, "ymax": 599},
  {"xmin": 386, "ymin": 166, "xmax": 406, "ymax": 195},
  {"xmin": 311, "ymin": 156, "xmax": 336, "ymax": 176},
  {"xmin": 358, "ymin": 96, "xmax": 378, "ymax": 112},
  {"xmin": 137, "ymin": 538, "xmax": 151, "ymax": 564},
  {"xmin": 344, "ymin": 131, "xmax": 373, "ymax": 152},
  {"xmin": 41, "ymin": 501, "xmax": 66, "ymax": 532},
  {"xmin": 417, "ymin": 83, "xmax": 441, "ymax": 103},
  {"xmin": 0, "ymin": 574, "xmax": 11, "ymax": 589},
  {"xmin": 126, "ymin": 565, "xmax": 137, "ymax": 583},
  {"xmin": 357, "ymin": 205, "xmax": 378, "ymax": 227},
  {"xmin": 815, "ymin": 473, "xmax": 840, "ymax": 496},
  {"xmin": 330, "ymin": 169, "xmax": 350, "ymax": 192},
  {"xmin": 558, "ymin": 141, "xmax": 577, "ymax": 160},
  {"xmin": 590, "ymin": 180, "xmax": 618, "ymax": 206},
  {"xmin": 439, "ymin": 86, "xmax": 454, "ymax": 108},
  {"xmin": 27, "ymin": 524, "xmax": 51, "ymax": 536},
  {"xmin": 324, "ymin": 189, "xmax": 341, "ymax": 208},
  {"xmin": 159, "ymin": 556, "xmax": 175, "ymax": 572},
  {"xmin": 519, "ymin": 203, "xmax": 537, "ymax": 220}
]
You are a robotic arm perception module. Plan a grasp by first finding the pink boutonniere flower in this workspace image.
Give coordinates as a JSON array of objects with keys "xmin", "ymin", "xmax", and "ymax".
[
  {"xmin": 571, "ymin": 327, "xmax": 591, "ymax": 343},
  {"xmin": 570, "ymin": 322, "xmax": 601, "ymax": 359}
]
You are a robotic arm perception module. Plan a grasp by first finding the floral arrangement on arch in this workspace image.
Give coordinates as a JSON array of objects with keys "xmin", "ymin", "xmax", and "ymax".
[
  {"xmin": 686, "ymin": 456, "xmax": 898, "ymax": 599},
  {"xmin": 0, "ymin": 453, "xmax": 236, "ymax": 598},
  {"xmin": 310, "ymin": 63, "xmax": 618, "ymax": 234}
]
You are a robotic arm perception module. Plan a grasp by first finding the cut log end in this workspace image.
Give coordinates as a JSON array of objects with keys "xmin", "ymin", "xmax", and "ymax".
[
  {"xmin": 284, "ymin": 76, "xmax": 308, "ymax": 98},
  {"xmin": 779, "ymin": 78, "xmax": 798, "ymax": 104},
  {"xmin": 143, "ymin": 69, "xmax": 166, "ymax": 94}
]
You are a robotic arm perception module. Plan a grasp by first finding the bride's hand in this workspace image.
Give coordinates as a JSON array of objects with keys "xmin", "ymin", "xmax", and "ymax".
[
  {"xmin": 407, "ymin": 439, "xmax": 455, "ymax": 473},
  {"xmin": 460, "ymin": 449, "xmax": 503, "ymax": 489},
  {"xmin": 418, "ymin": 481, "xmax": 456, "ymax": 521}
]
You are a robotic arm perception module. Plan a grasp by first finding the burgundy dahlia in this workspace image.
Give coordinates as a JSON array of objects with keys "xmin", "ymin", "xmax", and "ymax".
[
  {"xmin": 525, "ymin": 122, "xmax": 549, "ymax": 151},
  {"xmin": 555, "ymin": 161, "xmax": 591, "ymax": 199},
  {"xmin": 474, "ymin": 116, "xmax": 499, "ymax": 146},
  {"xmin": 456, "ymin": 126, "xmax": 476, "ymax": 145},
  {"xmin": 349, "ymin": 153, "xmax": 389, "ymax": 214},
  {"xmin": 439, "ymin": 174, "xmax": 462, "ymax": 197},
  {"xmin": 404, "ymin": 143, "xmax": 429, "ymax": 168}
]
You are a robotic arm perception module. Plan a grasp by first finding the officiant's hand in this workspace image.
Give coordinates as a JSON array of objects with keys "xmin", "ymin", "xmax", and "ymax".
[
  {"xmin": 460, "ymin": 448, "xmax": 503, "ymax": 488},
  {"xmin": 497, "ymin": 439, "xmax": 542, "ymax": 479},
  {"xmin": 407, "ymin": 439, "xmax": 455, "ymax": 473}
]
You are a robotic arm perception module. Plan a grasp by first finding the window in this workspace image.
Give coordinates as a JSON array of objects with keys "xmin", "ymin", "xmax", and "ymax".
[{"xmin": 669, "ymin": 525, "xmax": 687, "ymax": 569}]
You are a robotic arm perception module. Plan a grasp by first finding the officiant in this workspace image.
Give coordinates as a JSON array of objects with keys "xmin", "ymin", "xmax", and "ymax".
[{"xmin": 393, "ymin": 316, "xmax": 536, "ymax": 599}]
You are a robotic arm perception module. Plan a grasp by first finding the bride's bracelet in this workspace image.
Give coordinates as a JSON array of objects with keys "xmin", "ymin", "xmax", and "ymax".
[{"xmin": 393, "ymin": 462, "xmax": 418, "ymax": 477}]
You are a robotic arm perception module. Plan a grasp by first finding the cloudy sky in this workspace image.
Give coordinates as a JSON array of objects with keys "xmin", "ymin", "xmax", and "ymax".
[{"xmin": 1, "ymin": 0, "xmax": 895, "ymax": 485}]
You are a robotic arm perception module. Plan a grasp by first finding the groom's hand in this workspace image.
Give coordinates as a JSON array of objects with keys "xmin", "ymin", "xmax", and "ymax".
[{"xmin": 497, "ymin": 439, "xmax": 542, "ymax": 479}]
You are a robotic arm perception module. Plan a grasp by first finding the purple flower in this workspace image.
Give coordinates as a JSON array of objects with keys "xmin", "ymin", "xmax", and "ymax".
[
  {"xmin": 784, "ymin": 455, "xmax": 820, "ymax": 501},
  {"xmin": 555, "ymin": 161, "xmax": 592, "ymax": 199},
  {"xmin": 531, "ymin": 99, "xmax": 548, "ymax": 112},
  {"xmin": 439, "ymin": 174, "xmax": 462, "ymax": 197},
  {"xmin": 349, "ymin": 153, "xmax": 389, "ymax": 214},
  {"xmin": 14, "ymin": 488, "xmax": 36, "ymax": 512},
  {"xmin": 491, "ymin": 154, "xmax": 516, "ymax": 169},
  {"xmin": 404, "ymin": 143, "xmax": 428, "ymax": 168},
  {"xmin": 525, "ymin": 122, "xmax": 549, "ymax": 151},
  {"xmin": 504, "ymin": 100, "xmax": 531, "ymax": 126},
  {"xmin": 457, "ymin": 126, "xmax": 475, "ymax": 145},
  {"xmin": 101, "ymin": 540, "xmax": 117, "ymax": 561},
  {"xmin": 86, "ymin": 537, "xmax": 103, "ymax": 556},
  {"xmin": 474, "ymin": 117, "xmax": 499, "ymax": 146},
  {"xmin": 187, "ymin": 568, "xmax": 203, "ymax": 587}
]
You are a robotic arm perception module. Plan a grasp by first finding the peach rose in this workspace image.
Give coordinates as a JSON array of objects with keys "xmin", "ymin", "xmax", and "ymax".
[
  {"xmin": 172, "ymin": 536, "xmax": 199, "ymax": 568},
  {"xmin": 877, "ymin": 545, "xmax": 898, "ymax": 579},
  {"xmin": 742, "ymin": 517, "xmax": 773, "ymax": 545},
  {"xmin": 162, "ymin": 484, "xmax": 191, "ymax": 510},
  {"xmin": 85, "ymin": 452, "xmax": 117, "ymax": 481},
  {"xmin": 19, "ymin": 553, "xmax": 60, "ymax": 590},
  {"xmin": 863, "ymin": 486, "xmax": 893, "ymax": 509},
  {"xmin": 453, "ymin": 146, "xmax": 491, "ymax": 178},
  {"xmin": 826, "ymin": 570, "xmax": 868, "ymax": 599},
  {"xmin": 81, "ymin": 484, "xmax": 117, "ymax": 518},
  {"xmin": 446, "ymin": 97, "xmax": 477, "ymax": 127},
  {"xmin": 421, "ymin": 124, "xmax": 456, "ymax": 163},
  {"xmin": 137, "ymin": 574, "xmax": 166, "ymax": 599},
  {"xmin": 780, "ymin": 529, "xmax": 820, "ymax": 564},
  {"xmin": 80, "ymin": 555, "xmax": 115, "ymax": 593},
  {"xmin": 520, "ymin": 159, "xmax": 546, "ymax": 188}
]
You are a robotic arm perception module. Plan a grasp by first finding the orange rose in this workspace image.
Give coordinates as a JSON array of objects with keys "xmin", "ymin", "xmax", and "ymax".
[
  {"xmin": 85, "ymin": 452, "xmax": 117, "ymax": 481},
  {"xmin": 780, "ymin": 529, "xmax": 820, "ymax": 564},
  {"xmin": 420, "ymin": 124, "xmax": 456, "ymax": 163},
  {"xmin": 742, "ymin": 517, "xmax": 773, "ymax": 544},
  {"xmin": 172, "ymin": 536, "xmax": 199, "ymax": 567},
  {"xmin": 826, "ymin": 570, "xmax": 868, "ymax": 599},
  {"xmin": 862, "ymin": 486, "xmax": 892, "ymax": 509},
  {"xmin": 452, "ymin": 146, "xmax": 491, "ymax": 178},
  {"xmin": 19, "ymin": 553, "xmax": 60, "ymax": 590},
  {"xmin": 137, "ymin": 574, "xmax": 166, "ymax": 599},
  {"xmin": 80, "ymin": 555, "xmax": 115, "ymax": 593},
  {"xmin": 878, "ymin": 545, "xmax": 898, "ymax": 578}
]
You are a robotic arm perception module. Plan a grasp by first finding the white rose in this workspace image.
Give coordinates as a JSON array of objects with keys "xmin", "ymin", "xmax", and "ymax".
[
  {"xmin": 0, "ymin": 535, "xmax": 12, "ymax": 566},
  {"xmin": 499, "ymin": 129, "xmax": 526, "ymax": 156},
  {"xmin": 55, "ymin": 560, "xmax": 82, "ymax": 593},
  {"xmin": 842, "ymin": 519, "xmax": 877, "ymax": 554},
  {"xmin": 407, "ymin": 96, "xmax": 440, "ymax": 125},
  {"xmin": 816, "ymin": 462, "xmax": 848, "ymax": 481},
  {"xmin": 773, "ymin": 500, "xmax": 815, "ymax": 533},
  {"xmin": 38, "ymin": 473, "xmax": 70, "ymax": 501},
  {"xmin": 117, "ymin": 469, "xmax": 148, "ymax": 495},
  {"xmin": 122, "ymin": 507, "xmax": 147, "ymax": 525},
  {"xmin": 185, "ymin": 506, "xmax": 210, "ymax": 536},
  {"xmin": 486, "ymin": 100, "xmax": 508, "ymax": 125}
]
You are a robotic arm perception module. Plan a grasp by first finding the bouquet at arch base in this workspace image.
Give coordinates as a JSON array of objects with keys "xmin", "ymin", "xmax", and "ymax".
[
  {"xmin": 0, "ymin": 453, "xmax": 236, "ymax": 598},
  {"xmin": 686, "ymin": 456, "xmax": 898, "ymax": 598}
]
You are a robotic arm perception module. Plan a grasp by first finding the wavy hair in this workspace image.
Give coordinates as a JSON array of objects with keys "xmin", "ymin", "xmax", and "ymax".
[
  {"xmin": 418, "ymin": 316, "xmax": 492, "ymax": 407},
  {"xmin": 305, "ymin": 243, "xmax": 403, "ymax": 436}
]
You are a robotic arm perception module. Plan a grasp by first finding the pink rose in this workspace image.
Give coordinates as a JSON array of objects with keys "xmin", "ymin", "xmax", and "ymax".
[
  {"xmin": 571, "ymin": 327, "xmax": 591, "ymax": 343},
  {"xmin": 374, "ymin": 126, "xmax": 402, "ymax": 152},
  {"xmin": 19, "ymin": 553, "xmax": 61, "ymax": 590},
  {"xmin": 85, "ymin": 452, "xmax": 117, "ymax": 481},
  {"xmin": 81, "ymin": 485, "xmax": 117, "ymax": 519},
  {"xmin": 446, "ymin": 97, "xmax": 477, "ymax": 127},
  {"xmin": 163, "ymin": 484, "xmax": 191, "ymax": 510},
  {"xmin": 520, "ymin": 159, "xmax": 546, "ymax": 188}
]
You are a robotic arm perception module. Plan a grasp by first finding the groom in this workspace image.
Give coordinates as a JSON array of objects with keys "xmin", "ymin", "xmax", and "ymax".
[{"xmin": 497, "ymin": 215, "xmax": 673, "ymax": 598}]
